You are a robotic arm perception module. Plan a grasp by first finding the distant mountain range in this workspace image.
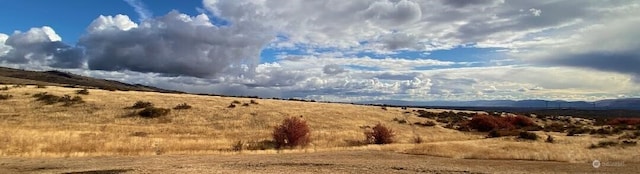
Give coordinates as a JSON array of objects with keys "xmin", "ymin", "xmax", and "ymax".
[
  {"xmin": 2, "ymin": 66, "xmax": 638, "ymax": 111},
  {"xmin": 359, "ymin": 98, "xmax": 640, "ymax": 110}
]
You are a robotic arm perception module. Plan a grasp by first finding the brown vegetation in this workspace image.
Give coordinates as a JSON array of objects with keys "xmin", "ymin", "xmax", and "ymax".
[
  {"xmin": 272, "ymin": 117, "xmax": 311, "ymax": 149},
  {"xmin": 365, "ymin": 123, "xmax": 395, "ymax": 144}
]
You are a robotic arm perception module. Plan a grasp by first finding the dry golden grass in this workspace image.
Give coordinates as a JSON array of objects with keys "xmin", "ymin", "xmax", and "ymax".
[
  {"xmin": 0, "ymin": 84, "xmax": 638, "ymax": 164},
  {"xmin": 0, "ymin": 85, "xmax": 477, "ymax": 157},
  {"xmin": 406, "ymin": 132, "xmax": 640, "ymax": 163}
]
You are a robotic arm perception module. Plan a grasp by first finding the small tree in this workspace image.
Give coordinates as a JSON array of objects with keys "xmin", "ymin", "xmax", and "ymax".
[
  {"xmin": 365, "ymin": 123, "xmax": 395, "ymax": 144},
  {"xmin": 273, "ymin": 117, "xmax": 311, "ymax": 149}
]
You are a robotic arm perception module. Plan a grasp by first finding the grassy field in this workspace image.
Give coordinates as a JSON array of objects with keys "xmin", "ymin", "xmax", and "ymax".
[{"xmin": 0, "ymin": 85, "xmax": 638, "ymax": 164}]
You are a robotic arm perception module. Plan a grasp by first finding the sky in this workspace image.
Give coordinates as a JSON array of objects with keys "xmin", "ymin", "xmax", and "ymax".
[{"xmin": 1, "ymin": 0, "xmax": 639, "ymax": 102}]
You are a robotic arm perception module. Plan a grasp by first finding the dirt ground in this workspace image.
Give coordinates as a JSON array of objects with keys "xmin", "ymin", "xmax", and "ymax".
[{"xmin": 0, "ymin": 150, "xmax": 636, "ymax": 174}]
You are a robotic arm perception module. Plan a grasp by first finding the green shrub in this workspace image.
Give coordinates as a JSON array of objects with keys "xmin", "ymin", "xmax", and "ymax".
[
  {"xmin": 365, "ymin": 123, "xmax": 395, "ymax": 144},
  {"xmin": 126, "ymin": 101, "xmax": 154, "ymax": 109},
  {"xmin": 173, "ymin": 103, "xmax": 192, "ymax": 110},
  {"xmin": 273, "ymin": 117, "xmax": 311, "ymax": 149},
  {"xmin": 228, "ymin": 103, "xmax": 236, "ymax": 108},
  {"xmin": 518, "ymin": 131, "xmax": 539, "ymax": 140},
  {"xmin": 232, "ymin": 100, "xmax": 241, "ymax": 104},
  {"xmin": 137, "ymin": 107, "xmax": 170, "ymax": 118}
]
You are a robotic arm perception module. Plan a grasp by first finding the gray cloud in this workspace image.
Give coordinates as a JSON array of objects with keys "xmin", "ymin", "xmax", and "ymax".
[
  {"xmin": 79, "ymin": 11, "xmax": 273, "ymax": 78},
  {"xmin": 0, "ymin": 26, "xmax": 84, "ymax": 68},
  {"xmin": 521, "ymin": 10, "xmax": 640, "ymax": 81},
  {"xmin": 379, "ymin": 32, "xmax": 420, "ymax": 50},
  {"xmin": 322, "ymin": 64, "xmax": 347, "ymax": 75},
  {"xmin": 441, "ymin": 0, "xmax": 502, "ymax": 8}
]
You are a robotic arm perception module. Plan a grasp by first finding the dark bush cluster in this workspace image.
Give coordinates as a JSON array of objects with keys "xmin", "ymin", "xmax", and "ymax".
[
  {"xmin": 272, "ymin": 117, "xmax": 311, "ymax": 149},
  {"xmin": 487, "ymin": 129, "xmax": 521, "ymax": 138},
  {"xmin": 619, "ymin": 131, "xmax": 640, "ymax": 139},
  {"xmin": 250, "ymin": 100, "xmax": 259, "ymax": 104},
  {"xmin": 417, "ymin": 111, "xmax": 474, "ymax": 125},
  {"xmin": 0, "ymin": 94, "xmax": 12, "ymax": 100},
  {"xmin": 566, "ymin": 127, "xmax": 592, "ymax": 136},
  {"xmin": 590, "ymin": 126, "xmax": 623, "ymax": 135},
  {"xmin": 126, "ymin": 101, "xmax": 154, "ymax": 109},
  {"xmin": 173, "ymin": 103, "xmax": 192, "ymax": 110},
  {"xmin": 518, "ymin": 131, "xmax": 539, "ymax": 140},
  {"xmin": 589, "ymin": 140, "xmax": 636, "ymax": 149},
  {"xmin": 32, "ymin": 92, "xmax": 84, "ymax": 106},
  {"xmin": 392, "ymin": 118, "xmax": 407, "ymax": 124},
  {"xmin": 365, "ymin": 123, "xmax": 395, "ymax": 144},
  {"xmin": 589, "ymin": 140, "xmax": 621, "ymax": 149},
  {"xmin": 0, "ymin": 86, "xmax": 9, "ymax": 91},
  {"xmin": 76, "ymin": 88, "xmax": 90, "ymax": 95},
  {"xmin": 36, "ymin": 85, "xmax": 47, "ymax": 88},
  {"xmin": 544, "ymin": 122, "xmax": 567, "ymax": 132},
  {"xmin": 414, "ymin": 121, "xmax": 437, "ymax": 127},
  {"xmin": 138, "ymin": 107, "xmax": 171, "ymax": 118}
]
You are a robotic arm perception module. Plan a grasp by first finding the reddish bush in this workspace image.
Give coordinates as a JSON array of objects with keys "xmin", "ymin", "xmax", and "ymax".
[
  {"xmin": 607, "ymin": 118, "xmax": 640, "ymax": 126},
  {"xmin": 272, "ymin": 117, "xmax": 311, "ymax": 149},
  {"xmin": 504, "ymin": 115, "xmax": 536, "ymax": 128},
  {"xmin": 365, "ymin": 123, "xmax": 395, "ymax": 144},
  {"xmin": 468, "ymin": 115, "xmax": 514, "ymax": 132}
]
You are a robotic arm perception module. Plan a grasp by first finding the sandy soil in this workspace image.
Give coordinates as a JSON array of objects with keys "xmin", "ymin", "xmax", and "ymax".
[{"xmin": 0, "ymin": 150, "xmax": 636, "ymax": 174}]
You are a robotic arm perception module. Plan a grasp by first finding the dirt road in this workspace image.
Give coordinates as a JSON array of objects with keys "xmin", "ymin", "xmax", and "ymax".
[{"xmin": 0, "ymin": 150, "xmax": 635, "ymax": 174}]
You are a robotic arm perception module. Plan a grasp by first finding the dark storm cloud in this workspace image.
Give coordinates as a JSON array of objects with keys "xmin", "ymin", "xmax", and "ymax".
[{"xmin": 79, "ymin": 11, "xmax": 273, "ymax": 78}]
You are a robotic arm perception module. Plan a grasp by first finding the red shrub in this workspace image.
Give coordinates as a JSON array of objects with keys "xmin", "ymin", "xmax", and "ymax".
[
  {"xmin": 365, "ymin": 123, "xmax": 395, "ymax": 144},
  {"xmin": 272, "ymin": 117, "xmax": 311, "ymax": 149},
  {"xmin": 468, "ymin": 115, "xmax": 514, "ymax": 132},
  {"xmin": 504, "ymin": 115, "xmax": 536, "ymax": 128},
  {"xmin": 607, "ymin": 118, "xmax": 640, "ymax": 126}
]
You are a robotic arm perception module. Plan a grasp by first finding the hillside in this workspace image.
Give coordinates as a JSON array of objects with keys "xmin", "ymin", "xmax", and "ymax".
[
  {"xmin": 0, "ymin": 84, "xmax": 638, "ymax": 166},
  {"xmin": 0, "ymin": 66, "xmax": 181, "ymax": 93}
]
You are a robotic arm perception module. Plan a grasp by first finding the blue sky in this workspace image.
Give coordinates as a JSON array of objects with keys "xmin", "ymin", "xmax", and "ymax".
[{"xmin": 1, "ymin": 0, "xmax": 639, "ymax": 102}]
